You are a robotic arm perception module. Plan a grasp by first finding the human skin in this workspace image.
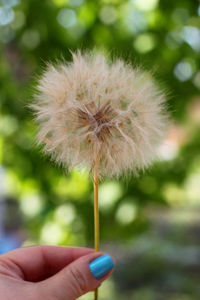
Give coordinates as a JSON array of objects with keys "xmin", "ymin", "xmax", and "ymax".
[{"xmin": 0, "ymin": 246, "xmax": 114, "ymax": 300}]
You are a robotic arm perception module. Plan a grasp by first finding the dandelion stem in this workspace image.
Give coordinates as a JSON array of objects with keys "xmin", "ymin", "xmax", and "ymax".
[{"xmin": 93, "ymin": 158, "xmax": 99, "ymax": 300}]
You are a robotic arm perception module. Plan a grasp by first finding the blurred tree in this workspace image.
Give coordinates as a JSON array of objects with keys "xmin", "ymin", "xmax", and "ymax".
[
  {"xmin": 0, "ymin": 0, "xmax": 200, "ymax": 253},
  {"xmin": 1, "ymin": 0, "xmax": 200, "ymax": 299}
]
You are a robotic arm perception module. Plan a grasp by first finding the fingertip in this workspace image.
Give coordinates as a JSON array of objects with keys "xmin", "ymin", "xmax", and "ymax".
[{"xmin": 89, "ymin": 253, "xmax": 115, "ymax": 280}]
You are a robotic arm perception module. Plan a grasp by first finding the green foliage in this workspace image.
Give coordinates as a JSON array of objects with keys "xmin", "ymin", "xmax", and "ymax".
[{"xmin": 1, "ymin": 0, "xmax": 200, "ymax": 298}]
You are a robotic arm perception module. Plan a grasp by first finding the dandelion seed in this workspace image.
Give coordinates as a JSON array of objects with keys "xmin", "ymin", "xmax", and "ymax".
[{"xmin": 31, "ymin": 51, "xmax": 168, "ymax": 178}]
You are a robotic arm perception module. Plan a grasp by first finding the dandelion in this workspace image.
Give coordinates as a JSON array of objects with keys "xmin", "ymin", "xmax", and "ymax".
[{"xmin": 31, "ymin": 50, "xmax": 169, "ymax": 300}]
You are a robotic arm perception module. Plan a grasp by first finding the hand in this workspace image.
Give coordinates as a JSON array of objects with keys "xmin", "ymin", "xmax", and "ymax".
[{"xmin": 0, "ymin": 246, "xmax": 115, "ymax": 300}]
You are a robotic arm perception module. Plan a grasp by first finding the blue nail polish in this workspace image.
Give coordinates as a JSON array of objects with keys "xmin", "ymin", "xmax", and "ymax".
[{"xmin": 89, "ymin": 254, "xmax": 114, "ymax": 279}]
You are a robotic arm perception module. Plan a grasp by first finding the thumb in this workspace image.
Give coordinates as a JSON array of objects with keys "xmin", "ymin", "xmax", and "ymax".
[{"xmin": 38, "ymin": 252, "xmax": 115, "ymax": 300}]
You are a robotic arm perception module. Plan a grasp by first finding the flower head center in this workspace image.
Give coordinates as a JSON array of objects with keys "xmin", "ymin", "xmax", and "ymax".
[{"xmin": 77, "ymin": 102, "xmax": 116, "ymax": 140}]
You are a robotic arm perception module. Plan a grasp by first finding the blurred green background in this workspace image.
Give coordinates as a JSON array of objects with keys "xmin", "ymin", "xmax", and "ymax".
[{"xmin": 0, "ymin": 0, "xmax": 200, "ymax": 299}]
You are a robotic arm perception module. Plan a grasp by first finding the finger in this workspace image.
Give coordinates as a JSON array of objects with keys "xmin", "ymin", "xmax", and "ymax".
[
  {"xmin": 0, "ymin": 246, "xmax": 94, "ymax": 281},
  {"xmin": 38, "ymin": 252, "xmax": 115, "ymax": 300}
]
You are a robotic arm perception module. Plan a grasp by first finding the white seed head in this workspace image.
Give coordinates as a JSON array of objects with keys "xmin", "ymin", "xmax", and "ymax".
[{"xmin": 31, "ymin": 51, "xmax": 169, "ymax": 178}]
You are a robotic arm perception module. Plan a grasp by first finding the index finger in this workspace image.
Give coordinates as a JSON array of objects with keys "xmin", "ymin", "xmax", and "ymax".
[{"xmin": 0, "ymin": 245, "xmax": 94, "ymax": 282}]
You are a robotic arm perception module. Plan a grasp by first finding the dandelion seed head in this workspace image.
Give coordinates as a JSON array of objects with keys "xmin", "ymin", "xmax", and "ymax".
[{"xmin": 31, "ymin": 51, "xmax": 169, "ymax": 178}]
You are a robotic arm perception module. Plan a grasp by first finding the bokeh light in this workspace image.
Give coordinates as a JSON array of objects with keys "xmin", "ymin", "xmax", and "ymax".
[{"xmin": 57, "ymin": 8, "xmax": 77, "ymax": 28}]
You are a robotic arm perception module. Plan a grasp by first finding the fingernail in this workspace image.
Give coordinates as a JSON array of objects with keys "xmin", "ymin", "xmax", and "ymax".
[{"xmin": 89, "ymin": 254, "xmax": 114, "ymax": 279}]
